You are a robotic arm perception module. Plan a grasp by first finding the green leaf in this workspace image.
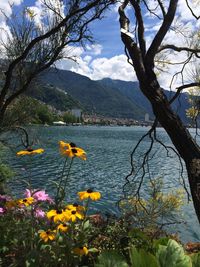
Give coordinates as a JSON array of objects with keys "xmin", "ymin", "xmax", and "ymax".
[
  {"xmin": 94, "ymin": 251, "xmax": 128, "ymax": 267},
  {"xmin": 189, "ymin": 252, "xmax": 200, "ymax": 267},
  {"xmin": 153, "ymin": 237, "xmax": 170, "ymax": 252},
  {"xmin": 130, "ymin": 246, "xmax": 159, "ymax": 267},
  {"xmin": 129, "ymin": 229, "xmax": 149, "ymax": 240},
  {"xmin": 40, "ymin": 244, "xmax": 52, "ymax": 251},
  {"xmin": 156, "ymin": 239, "xmax": 192, "ymax": 267},
  {"xmin": 83, "ymin": 220, "xmax": 90, "ymax": 230},
  {"xmin": 88, "ymin": 248, "xmax": 99, "ymax": 253}
]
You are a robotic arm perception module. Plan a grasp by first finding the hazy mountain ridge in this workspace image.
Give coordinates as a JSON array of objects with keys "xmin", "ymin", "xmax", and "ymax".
[{"xmin": 32, "ymin": 68, "xmax": 190, "ymax": 122}]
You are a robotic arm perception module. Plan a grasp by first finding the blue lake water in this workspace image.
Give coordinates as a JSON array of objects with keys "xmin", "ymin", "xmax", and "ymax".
[{"xmin": 4, "ymin": 125, "xmax": 200, "ymax": 242}]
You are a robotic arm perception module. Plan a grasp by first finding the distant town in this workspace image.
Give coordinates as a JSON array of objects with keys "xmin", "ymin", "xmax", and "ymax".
[{"xmin": 53, "ymin": 108, "xmax": 154, "ymax": 127}]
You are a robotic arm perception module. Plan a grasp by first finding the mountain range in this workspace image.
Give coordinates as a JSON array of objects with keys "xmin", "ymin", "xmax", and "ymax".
[{"xmin": 28, "ymin": 68, "xmax": 190, "ymax": 122}]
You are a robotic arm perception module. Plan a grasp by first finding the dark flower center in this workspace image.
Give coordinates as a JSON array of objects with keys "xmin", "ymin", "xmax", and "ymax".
[
  {"xmin": 56, "ymin": 210, "xmax": 62, "ymax": 214},
  {"xmin": 72, "ymin": 148, "xmax": 77, "ymax": 154},
  {"xmin": 23, "ymin": 199, "xmax": 27, "ymax": 202},
  {"xmin": 79, "ymin": 247, "xmax": 83, "ymax": 250},
  {"xmin": 70, "ymin": 142, "xmax": 76, "ymax": 147},
  {"xmin": 71, "ymin": 210, "xmax": 76, "ymax": 215},
  {"xmin": 73, "ymin": 203, "xmax": 78, "ymax": 207},
  {"xmin": 27, "ymin": 147, "xmax": 34, "ymax": 152},
  {"xmin": 62, "ymin": 223, "xmax": 67, "ymax": 227},
  {"xmin": 46, "ymin": 230, "xmax": 50, "ymax": 234},
  {"xmin": 87, "ymin": 189, "xmax": 93, "ymax": 193}
]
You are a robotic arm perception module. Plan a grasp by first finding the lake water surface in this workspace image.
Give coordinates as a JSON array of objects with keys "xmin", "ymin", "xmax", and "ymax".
[{"xmin": 5, "ymin": 125, "xmax": 200, "ymax": 242}]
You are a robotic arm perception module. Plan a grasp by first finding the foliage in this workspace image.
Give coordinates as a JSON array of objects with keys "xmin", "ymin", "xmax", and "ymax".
[
  {"xmin": 119, "ymin": 177, "xmax": 184, "ymax": 230},
  {"xmin": 129, "ymin": 246, "xmax": 160, "ymax": 267},
  {"xmin": 186, "ymin": 88, "xmax": 200, "ymax": 124},
  {"xmin": 94, "ymin": 251, "xmax": 128, "ymax": 267},
  {"xmin": 3, "ymin": 96, "xmax": 59, "ymax": 126},
  {"xmin": 63, "ymin": 112, "xmax": 78, "ymax": 124},
  {"xmin": 0, "ymin": 144, "xmax": 14, "ymax": 194},
  {"xmin": 0, "ymin": 163, "xmax": 14, "ymax": 194},
  {"xmin": 190, "ymin": 252, "xmax": 200, "ymax": 267},
  {"xmin": 95, "ymin": 239, "xmax": 196, "ymax": 267},
  {"xmin": 156, "ymin": 239, "xmax": 192, "ymax": 267},
  {"xmin": 27, "ymin": 83, "xmax": 82, "ymax": 112}
]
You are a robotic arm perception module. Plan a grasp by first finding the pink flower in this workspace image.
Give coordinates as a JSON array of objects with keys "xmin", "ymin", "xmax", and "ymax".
[
  {"xmin": 34, "ymin": 208, "xmax": 45, "ymax": 218},
  {"xmin": 24, "ymin": 189, "xmax": 53, "ymax": 203},
  {"xmin": 34, "ymin": 190, "xmax": 53, "ymax": 203},
  {"xmin": 25, "ymin": 189, "xmax": 31, "ymax": 198},
  {"xmin": 0, "ymin": 207, "xmax": 5, "ymax": 214},
  {"xmin": 0, "ymin": 195, "xmax": 11, "ymax": 202}
]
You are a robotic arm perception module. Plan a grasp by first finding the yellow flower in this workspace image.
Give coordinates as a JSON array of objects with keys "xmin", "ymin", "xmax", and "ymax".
[
  {"xmin": 78, "ymin": 189, "xmax": 101, "ymax": 201},
  {"xmin": 57, "ymin": 223, "xmax": 69, "ymax": 233},
  {"xmin": 64, "ymin": 209, "xmax": 84, "ymax": 222},
  {"xmin": 39, "ymin": 229, "xmax": 56, "ymax": 242},
  {"xmin": 5, "ymin": 200, "xmax": 18, "ymax": 208},
  {"xmin": 46, "ymin": 209, "xmax": 65, "ymax": 223},
  {"xmin": 59, "ymin": 141, "xmax": 86, "ymax": 160},
  {"xmin": 18, "ymin": 197, "xmax": 34, "ymax": 206},
  {"xmin": 73, "ymin": 246, "xmax": 89, "ymax": 256},
  {"xmin": 66, "ymin": 203, "xmax": 85, "ymax": 212},
  {"xmin": 16, "ymin": 147, "xmax": 44, "ymax": 156}
]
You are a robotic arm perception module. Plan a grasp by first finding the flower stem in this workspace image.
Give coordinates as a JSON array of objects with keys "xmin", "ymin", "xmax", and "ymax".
[
  {"xmin": 55, "ymin": 157, "xmax": 68, "ymax": 207},
  {"xmin": 62, "ymin": 158, "xmax": 74, "ymax": 199}
]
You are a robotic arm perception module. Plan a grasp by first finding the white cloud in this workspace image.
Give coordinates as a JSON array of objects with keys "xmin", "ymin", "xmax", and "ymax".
[
  {"xmin": 85, "ymin": 44, "xmax": 102, "ymax": 55},
  {"xmin": 57, "ymin": 53, "xmax": 137, "ymax": 81},
  {"xmin": 0, "ymin": 0, "xmax": 24, "ymax": 23},
  {"xmin": 0, "ymin": 0, "xmax": 24, "ymax": 52}
]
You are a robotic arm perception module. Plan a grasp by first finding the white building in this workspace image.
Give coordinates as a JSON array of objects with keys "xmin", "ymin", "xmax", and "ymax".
[
  {"xmin": 53, "ymin": 121, "xmax": 66, "ymax": 126},
  {"xmin": 71, "ymin": 109, "xmax": 82, "ymax": 119}
]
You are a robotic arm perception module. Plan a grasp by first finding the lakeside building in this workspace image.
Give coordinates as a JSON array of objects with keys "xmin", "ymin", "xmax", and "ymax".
[
  {"xmin": 53, "ymin": 121, "xmax": 66, "ymax": 126},
  {"xmin": 70, "ymin": 109, "xmax": 82, "ymax": 119}
]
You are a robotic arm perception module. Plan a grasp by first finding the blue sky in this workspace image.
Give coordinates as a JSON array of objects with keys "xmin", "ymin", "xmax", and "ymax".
[{"xmin": 0, "ymin": 0, "xmax": 199, "ymax": 87}]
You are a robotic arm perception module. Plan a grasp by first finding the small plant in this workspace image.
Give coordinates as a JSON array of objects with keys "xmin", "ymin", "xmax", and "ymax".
[{"xmin": 119, "ymin": 177, "xmax": 184, "ymax": 232}]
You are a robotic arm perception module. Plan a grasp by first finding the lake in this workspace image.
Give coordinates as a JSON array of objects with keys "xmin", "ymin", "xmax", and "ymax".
[{"xmin": 4, "ymin": 125, "xmax": 200, "ymax": 242}]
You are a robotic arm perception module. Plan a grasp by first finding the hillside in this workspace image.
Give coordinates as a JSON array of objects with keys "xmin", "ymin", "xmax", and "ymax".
[
  {"xmin": 33, "ymin": 68, "xmax": 190, "ymax": 122},
  {"xmin": 38, "ymin": 69, "xmax": 147, "ymax": 120},
  {"xmin": 98, "ymin": 78, "xmax": 190, "ymax": 122},
  {"xmin": 26, "ymin": 82, "xmax": 82, "ymax": 111}
]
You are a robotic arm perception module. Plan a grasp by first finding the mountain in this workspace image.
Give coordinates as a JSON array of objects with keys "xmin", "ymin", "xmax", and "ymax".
[
  {"xmin": 38, "ymin": 68, "xmax": 147, "ymax": 120},
  {"xmin": 33, "ymin": 68, "xmax": 190, "ymax": 122},
  {"xmin": 26, "ymin": 82, "xmax": 82, "ymax": 111},
  {"xmin": 98, "ymin": 78, "xmax": 190, "ymax": 122}
]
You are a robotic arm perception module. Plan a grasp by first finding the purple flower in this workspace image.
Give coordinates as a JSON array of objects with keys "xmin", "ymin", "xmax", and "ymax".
[
  {"xmin": 25, "ymin": 189, "xmax": 31, "ymax": 198},
  {"xmin": 25, "ymin": 189, "xmax": 54, "ymax": 203},
  {"xmin": 0, "ymin": 194, "xmax": 11, "ymax": 202},
  {"xmin": 34, "ymin": 208, "xmax": 45, "ymax": 218},
  {"xmin": 0, "ymin": 207, "xmax": 6, "ymax": 214}
]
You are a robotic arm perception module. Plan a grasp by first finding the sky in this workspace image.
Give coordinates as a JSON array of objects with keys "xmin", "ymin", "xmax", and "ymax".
[{"xmin": 0, "ymin": 0, "xmax": 199, "ymax": 89}]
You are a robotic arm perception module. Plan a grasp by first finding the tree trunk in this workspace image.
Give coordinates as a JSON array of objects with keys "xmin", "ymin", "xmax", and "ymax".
[{"xmin": 186, "ymin": 159, "xmax": 200, "ymax": 222}]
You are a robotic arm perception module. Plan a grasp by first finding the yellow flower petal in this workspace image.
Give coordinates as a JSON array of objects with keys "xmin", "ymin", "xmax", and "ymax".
[
  {"xmin": 78, "ymin": 190, "xmax": 101, "ymax": 201},
  {"xmin": 57, "ymin": 223, "xmax": 69, "ymax": 232},
  {"xmin": 47, "ymin": 209, "xmax": 65, "ymax": 222},
  {"xmin": 73, "ymin": 246, "xmax": 89, "ymax": 256},
  {"xmin": 59, "ymin": 141, "xmax": 86, "ymax": 160},
  {"xmin": 39, "ymin": 230, "xmax": 56, "ymax": 242},
  {"xmin": 16, "ymin": 148, "xmax": 44, "ymax": 156},
  {"xmin": 18, "ymin": 197, "xmax": 34, "ymax": 206}
]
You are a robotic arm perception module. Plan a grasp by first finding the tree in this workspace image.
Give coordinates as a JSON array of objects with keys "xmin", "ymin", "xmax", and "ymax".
[
  {"xmin": 0, "ymin": 0, "xmax": 112, "ymax": 129},
  {"xmin": 118, "ymin": 1, "xmax": 200, "ymax": 222}
]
